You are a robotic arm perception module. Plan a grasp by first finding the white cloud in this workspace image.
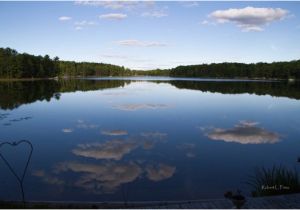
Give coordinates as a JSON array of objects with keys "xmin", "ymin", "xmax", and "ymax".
[
  {"xmin": 116, "ymin": 39, "xmax": 167, "ymax": 47},
  {"xmin": 201, "ymin": 20, "xmax": 210, "ymax": 25},
  {"xmin": 100, "ymin": 54, "xmax": 152, "ymax": 63},
  {"xmin": 200, "ymin": 20, "xmax": 216, "ymax": 26},
  {"xmin": 75, "ymin": 1, "xmax": 137, "ymax": 9},
  {"xmin": 74, "ymin": 20, "xmax": 96, "ymax": 26},
  {"xmin": 58, "ymin": 16, "xmax": 72, "ymax": 21},
  {"xmin": 181, "ymin": 1, "xmax": 199, "ymax": 8},
  {"xmin": 142, "ymin": 11, "xmax": 168, "ymax": 18},
  {"xmin": 132, "ymin": 64, "xmax": 172, "ymax": 70},
  {"xmin": 99, "ymin": 13, "xmax": 127, "ymax": 20},
  {"xmin": 209, "ymin": 6, "xmax": 289, "ymax": 32},
  {"xmin": 75, "ymin": 26, "xmax": 83, "ymax": 31},
  {"xmin": 100, "ymin": 54, "xmax": 128, "ymax": 59},
  {"xmin": 74, "ymin": 20, "xmax": 96, "ymax": 30},
  {"xmin": 75, "ymin": 1, "xmax": 154, "ymax": 10},
  {"xmin": 205, "ymin": 121, "xmax": 280, "ymax": 144}
]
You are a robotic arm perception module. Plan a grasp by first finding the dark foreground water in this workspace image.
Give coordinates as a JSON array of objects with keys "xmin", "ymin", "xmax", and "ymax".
[{"xmin": 0, "ymin": 77, "xmax": 300, "ymax": 202}]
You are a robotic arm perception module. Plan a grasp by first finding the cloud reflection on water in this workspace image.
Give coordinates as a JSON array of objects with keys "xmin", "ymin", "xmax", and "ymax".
[
  {"xmin": 113, "ymin": 103, "xmax": 170, "ymax": 111},
  {"xmin": 140, "ymin": 132, "xmax": 167, "ymax": 139},
  {"xmin": 34, "ymin": 130, "xmax": 175, "ymax": 194},
  {"xmin": 146, "ymin": 164, "xmax": 176, "ymax": 181},
  {"xmin": 101, "ymin": 91, "xmax": 130, "ymax": 96},
  {"xmin": 62, "ymin": 128, "xmax": 73, "ymax": 133},
  {"xmin": 177, "ymin": 143, "xmax": 197, "ymax": 158},
  {"xmin": 101, "ymin": 129, "xmax": 128, "ymax": 136},
  {"xmin": 1, "ymin": 114, "xmax": 32, "ymax": 126},
  {"xmin": 205, "ymin": 121, "xmax": 280, "ymax": 144},
  {"xmin": 32, "ymin": 170, "xmax": 65, "ymax": 185},
  {"xmin": 72, "ymin": 139, "xmax": 139, "ymax": 160},
  {"xmin": 76, "ymin": 120, "xmax": 99, "ymax": 129},
  {"xmin": 55, "ymin": 161, "xmax": 142, "ymax": 193},
  {"xmin": 73, "ymin": 132, "xmax": 168, "ymax": 160}
]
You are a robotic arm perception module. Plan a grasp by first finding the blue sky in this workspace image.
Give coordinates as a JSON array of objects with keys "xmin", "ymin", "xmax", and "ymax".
[{"xmin": 0, "ymin": 1, "xmax": 300, "ymax": 70}]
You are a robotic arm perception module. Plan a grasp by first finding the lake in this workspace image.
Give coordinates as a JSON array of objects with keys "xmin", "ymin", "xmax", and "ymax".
[{"xmin": 0, "ymin": 77, "xmax": 300, "ymax": 202}]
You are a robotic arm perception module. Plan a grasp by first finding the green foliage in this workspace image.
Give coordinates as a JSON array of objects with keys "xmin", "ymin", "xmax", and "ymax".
[
  {"xmin": 59, "ymin": 61, "xmax": 131, "ymax": 77},
  {"xmin": 1, "ymin": 47, "xmax": 300, "ymax": 79},
  {"xmin": 247, "ymin": 166, "xmax": 300, "ymax": 197},
  {"xmin": 169, "ymin": 61, "xmax": 300, "ymax": 79},
  {"xmin": 132, "ymin": 69, "xmax": 170, "ymax": 76},
  {"xmin": 0, "ymin": 48, "xmax": 59, "ymax": 78},
  {"xmin": 0, "ymin": 48, "xmax": 131, "ymax": 78}
]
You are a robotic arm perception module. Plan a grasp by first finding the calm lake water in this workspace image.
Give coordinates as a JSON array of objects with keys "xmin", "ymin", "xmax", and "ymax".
[{"xmin": 0, "ymin": 77, "xmax": 300, "ymax": 202}]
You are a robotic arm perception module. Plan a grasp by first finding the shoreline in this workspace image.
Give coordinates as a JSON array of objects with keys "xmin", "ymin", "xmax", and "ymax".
[
  {"xmin": 0, "ymin": 76, "xmax": 295, "ymax": 82},
  {"xmin": 0, "ymin": 77, "xmax": 57, "ymax": 81}
]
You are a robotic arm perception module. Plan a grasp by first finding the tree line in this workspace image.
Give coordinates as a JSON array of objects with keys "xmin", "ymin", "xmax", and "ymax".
[
  {"xmin": 1, "ymin": 47, "xmax": 300, "ymax": 79},
  {"xmin": 59, "ymin": 61, "xmax": 132, "ymax": 77},
  {"xmin": 0, "ymin": 48, "xmax": 59, "ymax": 78},
  {"xmin": 169, "ymin": 61, "xmax": 300, "ymax": 79},
  {"xmin": 0, "ymin": 48, "xmax": 131, "ymax": 78}
]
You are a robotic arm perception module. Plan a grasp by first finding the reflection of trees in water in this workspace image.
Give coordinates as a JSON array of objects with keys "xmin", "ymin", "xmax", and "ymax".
[
  {"xmin": 0, "ymin": 79, "xmax": 130, "ymax": 110},
  {"xmin": 2, "ymin": 116, "xmax": 33, "ymax": 127},
  {"xmin": 1, "ymin": 112, "xmax": 32, "ymax": 126},
  {"xmin": 1, "ymin": 79, "xmax": 300, "ymax": 110},
  {"xmin": 169, "ymin": 80, "xmax": 300, "ymax": 100},
  {"xmin": 0, "ymin": 80, "xmax": 60, "ymax": 110}
]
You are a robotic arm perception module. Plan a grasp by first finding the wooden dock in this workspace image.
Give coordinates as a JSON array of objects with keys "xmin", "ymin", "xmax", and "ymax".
[{"xmin": 1, "ymin": 193, "xmax": 300, "ymax": 209}]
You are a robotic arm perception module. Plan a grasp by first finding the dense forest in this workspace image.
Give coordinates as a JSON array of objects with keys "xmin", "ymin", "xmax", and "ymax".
[
  {"xmin": 132, "ymin": 69, "xmax": 170, "ymax": 76},
  {"xmin": 59, "ymin": 61, "xmax": 131, "ymax": 77},
  {"xmin": 0, "ymin": 48, "xmax": 131, "ymax": 78},
  {"xmin": 1, "ymin": 47, "xmax": 300, "ymax": 79},
  {"xmin": 0, "ymin": 48, "xmax": 59, "ymax": 78},
  {"xmin": 169, "ymin": 61, "xmax": 300, "ymax": 79}
]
